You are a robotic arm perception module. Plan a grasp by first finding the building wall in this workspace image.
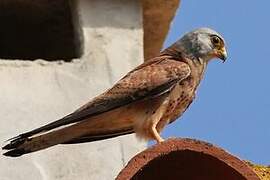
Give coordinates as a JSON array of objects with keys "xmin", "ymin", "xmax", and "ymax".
[{"xmin": 0, "ymin": 0, "xmax": 145, "ymax": 179}]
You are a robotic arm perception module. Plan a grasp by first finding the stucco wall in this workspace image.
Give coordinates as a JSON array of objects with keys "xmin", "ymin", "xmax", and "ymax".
[{"xmin": 0, "ymin": 0, "xmax": 145, "ymax": 179}]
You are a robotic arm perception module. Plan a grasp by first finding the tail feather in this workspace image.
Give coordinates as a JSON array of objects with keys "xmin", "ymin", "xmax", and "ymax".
[
  {"xmin": 2, "ymin": 136, "xmax": 29, "ymax": 157},
  {"xmin": 2, "ymin": 127, "xmax": 134, "ymax": 157},
  {"xmin": 63, "ymin": 128, "xmax": 134, "ymax": 144},
  {"xmin": 2, "ymin": 104, "xmax": 139, "ymax": 157},
  {"xmin": 2, "ymin": 136, "xmax": 26, "ymax": 150},
  {"xmin": 2, "ymin": 134, "xmax": 41, "ymax": 157},
  {"xmin": 3, "ymin": 148, "xmax": 27, "ymax": 157}
]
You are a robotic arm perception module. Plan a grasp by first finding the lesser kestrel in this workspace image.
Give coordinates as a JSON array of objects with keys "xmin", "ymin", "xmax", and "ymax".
[{"xmin": 3, "ymin": 28, "xmax": 227, "ymax": 157}]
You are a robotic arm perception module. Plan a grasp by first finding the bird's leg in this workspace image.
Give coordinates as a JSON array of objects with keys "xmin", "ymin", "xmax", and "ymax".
[
  {"xmin": 150, "ymin": 97, "xmax": 170, "ymax": 143},
  {"xmin": 151, "ymin": 125, "xmax": 164, "ymax": 143}
]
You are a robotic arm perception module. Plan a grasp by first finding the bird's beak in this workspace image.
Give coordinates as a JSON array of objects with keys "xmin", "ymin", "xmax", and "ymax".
[{"xmin": 217, "ymin": 47, "xmax": 227, "ymax": 63}]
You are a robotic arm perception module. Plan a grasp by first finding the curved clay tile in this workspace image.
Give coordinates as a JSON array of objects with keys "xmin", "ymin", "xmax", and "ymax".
[
  {"xmin": 117, "ymin": 138, "xmax": 260, "ymax": 180},
  {"xmin": 142, "ymin": 0, "xmax": 180, "ymax": 60}
]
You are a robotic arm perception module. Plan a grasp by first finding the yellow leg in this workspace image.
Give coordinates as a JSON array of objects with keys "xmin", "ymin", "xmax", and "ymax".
[
  {"xmin": 149, "ymin": 97, "xmax": 169, "ymax": 143},
  {"xmin": 151, "ymin": 125, "xmax": 164, "ymax": 143}
]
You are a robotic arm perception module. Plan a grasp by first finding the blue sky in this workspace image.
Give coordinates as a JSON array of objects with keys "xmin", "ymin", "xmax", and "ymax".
[{"xmin": 161, "ymin": 1, "xmax": 270, "ymax": 165}]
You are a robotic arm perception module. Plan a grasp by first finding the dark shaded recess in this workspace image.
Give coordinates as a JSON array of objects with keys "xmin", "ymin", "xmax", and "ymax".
[
  {"xmin": 0, "ymin": 0, "xmax": 83, "ymax": 61},
  {"xmin": 132, "ymin": 150, "xmax": 246, "ymax": 180}
]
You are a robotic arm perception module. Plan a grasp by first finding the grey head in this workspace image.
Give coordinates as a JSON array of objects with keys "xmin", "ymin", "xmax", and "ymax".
[{"xmin": 174, "ymin": 27, "xmax": 227, "ymax": 62}]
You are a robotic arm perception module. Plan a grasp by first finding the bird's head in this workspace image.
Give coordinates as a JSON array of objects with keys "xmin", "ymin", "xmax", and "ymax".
[{"xmin": 175, "ymin": 27, "xmax": 227, "ymax": 63}]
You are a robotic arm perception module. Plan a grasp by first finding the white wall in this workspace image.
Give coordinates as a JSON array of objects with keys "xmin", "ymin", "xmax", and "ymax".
[{"xmin": 0, "ymin": 0, "xmax": 145, "ymax": 179}]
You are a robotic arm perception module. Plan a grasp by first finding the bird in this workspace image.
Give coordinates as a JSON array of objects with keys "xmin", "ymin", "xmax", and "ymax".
[{"xmin": 2, "ymin": 27, "xmax": 227, "ymax": 157}]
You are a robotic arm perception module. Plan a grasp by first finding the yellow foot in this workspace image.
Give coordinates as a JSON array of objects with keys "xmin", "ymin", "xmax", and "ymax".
[
  {"xmin": 151, "ymin": 126, "xmax": 164, "ymax": 143},
  {"xmin": 156, "ymin": 136, "xmax": 164, "ymax": 143}
]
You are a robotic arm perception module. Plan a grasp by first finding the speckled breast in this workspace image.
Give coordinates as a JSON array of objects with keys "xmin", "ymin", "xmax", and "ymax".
[
  {"xmin": 167, "ymin": 77, "xmax": 196, "ymax": 123},
  {"xmin": 158, "ymin": 62, "xmax": 206, "ymax": 130}
]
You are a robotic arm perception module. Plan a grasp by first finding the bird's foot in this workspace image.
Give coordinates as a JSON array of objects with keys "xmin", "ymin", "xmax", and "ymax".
[
  {"xmin": 151, "ymin": 126, "xmax": 164, "ymax": 143},
  {"xmin": 156, "ymin": 136, "xmax": 164, "ymax": 143}
]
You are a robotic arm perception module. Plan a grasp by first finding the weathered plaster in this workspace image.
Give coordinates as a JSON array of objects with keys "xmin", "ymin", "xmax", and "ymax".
[{"xmin": 0, "ymin": 1, "xmax": 144, "ymax": 179}]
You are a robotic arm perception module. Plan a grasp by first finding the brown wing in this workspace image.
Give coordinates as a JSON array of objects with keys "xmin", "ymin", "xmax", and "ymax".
[{"xmin": 3, "ymin": 57, "xmax": 191, "ymax": 152}]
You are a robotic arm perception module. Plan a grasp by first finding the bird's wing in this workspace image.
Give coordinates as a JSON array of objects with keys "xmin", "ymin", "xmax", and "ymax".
[
  {"xmin": 4, "ymin": 57, "xmax": 191, "ymax": 146},
  {"xmin": 62, "ymin": 128, "xmax": 134, "ymax": 144}
]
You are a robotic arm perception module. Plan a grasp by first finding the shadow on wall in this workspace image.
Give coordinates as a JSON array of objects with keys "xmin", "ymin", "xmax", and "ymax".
[
  {"xmin": 0, "ymin": 0, "xmax": 142, "ymax": 62},
  {"xmin": 0, "ymin": 0, "xmax": 83, "ymax": 61}
]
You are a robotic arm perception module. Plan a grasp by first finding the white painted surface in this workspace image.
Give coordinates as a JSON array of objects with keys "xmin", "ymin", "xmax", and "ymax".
[{"xmin": 0, "ymin": 0, "xmax": 145, "ymax": 179}]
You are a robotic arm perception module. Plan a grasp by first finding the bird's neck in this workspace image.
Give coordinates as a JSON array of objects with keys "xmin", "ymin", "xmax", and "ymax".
[
  {"xmin": 160, "ymin": 45, "xmax": 184, "ymax": 61},
  {"xmin": 161, "ymin": 44, "xmax": 206, "ymax": 66},
  {"xmin": 161, "ymin": 45, "xmax": 207, "ymax": 89}
]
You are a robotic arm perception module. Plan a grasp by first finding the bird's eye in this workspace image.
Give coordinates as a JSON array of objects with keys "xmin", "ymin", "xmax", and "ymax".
[{"xmin": 211, "ymin": 35, "xmax": 221, "ymax": 46}]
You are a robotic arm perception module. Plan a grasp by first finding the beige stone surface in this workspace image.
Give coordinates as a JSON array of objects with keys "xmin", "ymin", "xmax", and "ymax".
[{"xmin": 0, "ymin": 1, "xmax": 145, "ymax": 179}]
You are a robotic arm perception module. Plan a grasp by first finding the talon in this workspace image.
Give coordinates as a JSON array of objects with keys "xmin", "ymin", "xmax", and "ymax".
[{"xmin": 157, "ymin": 137, "xmax": 164, "ymax": 143}]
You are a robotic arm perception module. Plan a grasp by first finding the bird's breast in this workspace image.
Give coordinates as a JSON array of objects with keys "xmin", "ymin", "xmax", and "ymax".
[
  {"xmin": 157, "ymin": 74, "xmax": 201, "ymax": 130},
  {"xmin": 155, "ymin": 61, "xmax": 207, "ymax": 133}
]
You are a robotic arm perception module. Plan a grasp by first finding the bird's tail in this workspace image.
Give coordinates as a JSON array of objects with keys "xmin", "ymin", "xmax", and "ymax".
[
  {"xmin": 2, "ymin": 106, "xmax": 136, "ymax": 157},
  {"xmin": 2, "ymin": 96, "xmax": 162, "ymax": 157}
]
